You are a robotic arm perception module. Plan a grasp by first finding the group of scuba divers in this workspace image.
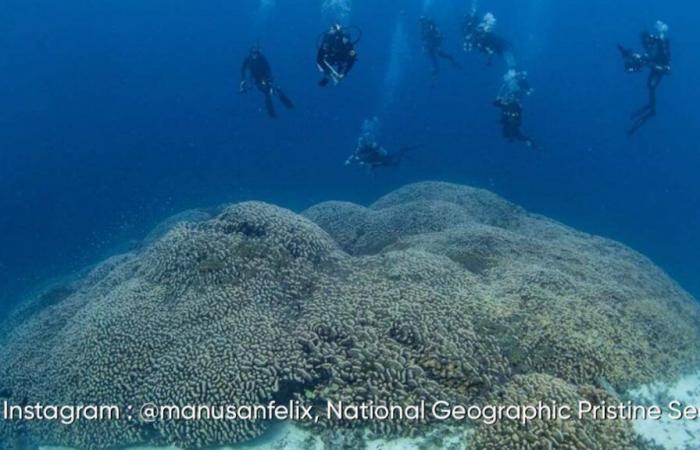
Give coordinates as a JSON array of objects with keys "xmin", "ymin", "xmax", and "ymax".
[
  {"xmin": 240, "ymin": 11, "xmax": 672, "ymax": 170},
  {"xmin": 239, "ymin": 23, "xmax": 359, "ymax": 116}
]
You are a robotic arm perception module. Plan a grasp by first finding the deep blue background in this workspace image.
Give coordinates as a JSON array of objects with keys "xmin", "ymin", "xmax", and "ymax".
[{"xmin": 1, "ymin": 0, "xmax": 698, "ymax": 311}]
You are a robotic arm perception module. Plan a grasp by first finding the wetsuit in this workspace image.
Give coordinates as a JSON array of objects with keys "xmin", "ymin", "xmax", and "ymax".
[
  {"xmin": 620, "ymin": 33, "xmax": 671, "ymax": 135},
  {"xmin": 317, "ymin": 29, "xmax": 357, "ymax": 86},
  {"xmin": 462, "ymin": 14, "xmax": 511, "ymax": 65},
  {"xmin": 241, "ymin": 51, "xmax": 294, "ymax": 117},
  {"xmin": 494, "ymin": 99, "xmax": 535, "ymax": 148},
  {"xmin": 347, "ymin": 142, "xmax": 406, "ymax": 169},
  {"xmin": 421, "ymin": 18, "xmax": 461, "ymax": 76}
]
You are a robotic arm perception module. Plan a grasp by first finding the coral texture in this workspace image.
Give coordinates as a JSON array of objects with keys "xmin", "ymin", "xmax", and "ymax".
[
  {"xmin": 1, "ymin": 182, "xmax": 699, "ymax": 449},
  {"xmin": 470, "ymin": 373, "xmax": 637, "ymax": 450}
]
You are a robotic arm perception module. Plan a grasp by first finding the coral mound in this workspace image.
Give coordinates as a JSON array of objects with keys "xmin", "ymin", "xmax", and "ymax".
[
  {"xmin": 471, "ymin": 373, "xmax": 637, "ymax": 450},
  {"xmin": 1, "ymin": 181, "xmax": 699, "ymax": 450}
]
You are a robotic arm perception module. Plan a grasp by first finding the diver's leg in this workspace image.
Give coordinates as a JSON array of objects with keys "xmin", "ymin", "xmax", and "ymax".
[
  {"xmin": 631, "ymin": 96, "xmax": 653, "ymax": 119},
  {"xmin": 275, "ymin": 88, "xmax": 294, "ymax": 109},
  {"xmin": 631, "ymin": 101, "xmax": 650, "ymax": 118},
  {"xmin": 627, "ymin": 109, "xmax": 655, "ymax": 136},
  {"xmin": 438, "ymin": 50, "xmax": 462, "ymax": 70},
  {"xmin": 631, "ymin": 103, "xmax": 652, "ymax": 119},
  {"xmin": 429, "ymin": 51, "xmax": 440, "ymax": 75},
  {"xmin": 629, "ymin": 73, "xmax": 660, "ymax": 132},
  {"xmin": 256, "ymin": 80, "xmax": 277, "ymax": 117},
  {"xmin": 648, "ymin": 71, "xmax": 661, "ymax": 91},
  {"xmin": 627, "ymin": 115, "xmax": 649, "ymax": 136},
  {"xmin": 264, "ymin": 92, "xmax": 277, "ymax": 118},
  {"xmin": 647, "ymin": 73, "xmax": 660, "ymax": 113},
  {"xmin": 633, "ymin": 73, "xmax": 660, "ymax": 119}
]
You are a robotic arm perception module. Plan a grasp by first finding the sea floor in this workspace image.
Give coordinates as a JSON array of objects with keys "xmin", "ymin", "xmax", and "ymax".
[{"xmin": 630, "ymin": 370, "xmax": 700, "ymax": 449}]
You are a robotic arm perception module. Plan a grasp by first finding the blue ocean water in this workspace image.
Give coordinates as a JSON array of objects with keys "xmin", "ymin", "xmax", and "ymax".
[{"xmin": 0, "ymin": 0, "xmax": 698, "ymax": 313}]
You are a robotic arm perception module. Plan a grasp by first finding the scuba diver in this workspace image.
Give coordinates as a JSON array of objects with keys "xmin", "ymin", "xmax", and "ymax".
[
  {"xmin": 618, "ymin": 21, "xmax": 671, "ymax": 136},
  {"xmin": 240, "ymin": 45, "xmax": 294, "ymax": 118},
  {"xmin": 317, "ymin": 24, "xmax": 360, "ymax": 87},
  {"xmin": 462, "ymin": 11, "xmax": 512, "ymax": 66},
  {"xmin": 345, "ymin": 141, "xmax": 409, "ymax": 169},
  {"xmin": 419, "ymin": 16, "xmax": 462, "ymax": 76},
  {"xmin": 492, "ymin": 70, "xmax": 537, "ymax": 149},
  {"xmin": 345, "ymin": 117, "xmax": 411, "ymax": 169}
]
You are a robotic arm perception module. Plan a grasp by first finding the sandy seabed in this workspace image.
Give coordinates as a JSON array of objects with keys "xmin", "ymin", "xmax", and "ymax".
[{"xmin": 630, "ymin": 370, "xmax": 700, "ymax": 449}]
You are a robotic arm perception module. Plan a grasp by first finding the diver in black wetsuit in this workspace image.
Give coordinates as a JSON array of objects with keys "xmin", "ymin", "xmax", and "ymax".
[
  {"xmin": 317, "ymin": 24, "xmax": 359, "ymax": 87},
  {"xmin": 419, "ymin": 16, "xmax": 462, "ymax": 76},
  {"xmin": 345, "ymin": 118, "xmax": 412, "ymax": 169},
  {"xmin": 345, "ymin": 141, "xmax": 410, "ymax": 169},
  {"xmin": 493, "ymin": 99, "xmax": 534, "ymax": 147},
  {"xmin": 618, "ymin": 21, "xmax": 672, "ymax": 135},
  {"xmin": 462, "ymin": 12, "xmax": 511, "ymax": 66},
  {"xmin": 240, "ymin": 45, "xmax": 294, "ymax": 118},
  {"xmin": 493, "ymin": 70, "xmax": 536, "ymax": 149}
]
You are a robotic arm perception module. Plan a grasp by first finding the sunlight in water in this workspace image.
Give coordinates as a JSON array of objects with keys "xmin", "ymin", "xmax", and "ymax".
[
  {"xmin": 322, "ymin": 0, "xmax": 352, "ymax": 23},
  {"xmin": 359, "ymin": 116, "xmax": 381, "ymax": 146},
  {"xmin": 255, "ymin": 0, "xmax": 276, "ymax": 30},
  {"xmin": 260, "ymin": 0, "xmax": 276, "ymax": 12},
  {"xmin": 424, "ymin": 0, "xmax": 480, "ymax": 14},
  {"xmin": 380, "ymin": 17, "xmax": 410, "ymax": 113},
  {"xmin": 520, "ymin": 0, "xmax": 547, "ymax": 60},
  {"xmin": 258, "ymin": 0, "xmax": 275, "ymax": 15}
]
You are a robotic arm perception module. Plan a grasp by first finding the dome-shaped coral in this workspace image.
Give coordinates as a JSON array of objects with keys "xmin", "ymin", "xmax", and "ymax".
[{"xmin": 1, "ymin": 182, "xmax": 698, "ymax": 449}]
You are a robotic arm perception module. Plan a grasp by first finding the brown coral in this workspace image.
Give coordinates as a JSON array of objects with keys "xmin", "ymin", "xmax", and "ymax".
[
  {"xmin": 1, "ymin": 182, "xmax": 699, "ymax": 449},
  {"xmin": 471, "ymin": 373, "xmax": 638, "ymax": 450}
]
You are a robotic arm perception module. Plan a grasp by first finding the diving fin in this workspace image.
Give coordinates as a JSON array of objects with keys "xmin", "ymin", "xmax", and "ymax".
[
  {"xmin": 276, "ymin": 89, "xmax": 294, "ymax": 109},
  {"xmin": 264, "ymin": 94, "xmax": 277, "ymax": 118},
  {"xmin": 631, "ymin": 103, "xmax": 652, "ymax": 120}
]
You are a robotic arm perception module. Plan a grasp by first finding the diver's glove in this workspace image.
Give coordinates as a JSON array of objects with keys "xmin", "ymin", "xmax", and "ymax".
[{"xmin": 239, "ymin": 80, "xmax": 248, "ymax": 93}]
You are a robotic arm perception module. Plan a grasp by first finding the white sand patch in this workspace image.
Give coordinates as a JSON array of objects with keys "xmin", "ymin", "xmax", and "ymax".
[{"xmin": 628, "ymin": 370, "xmax": 700, "ymax": 449}]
